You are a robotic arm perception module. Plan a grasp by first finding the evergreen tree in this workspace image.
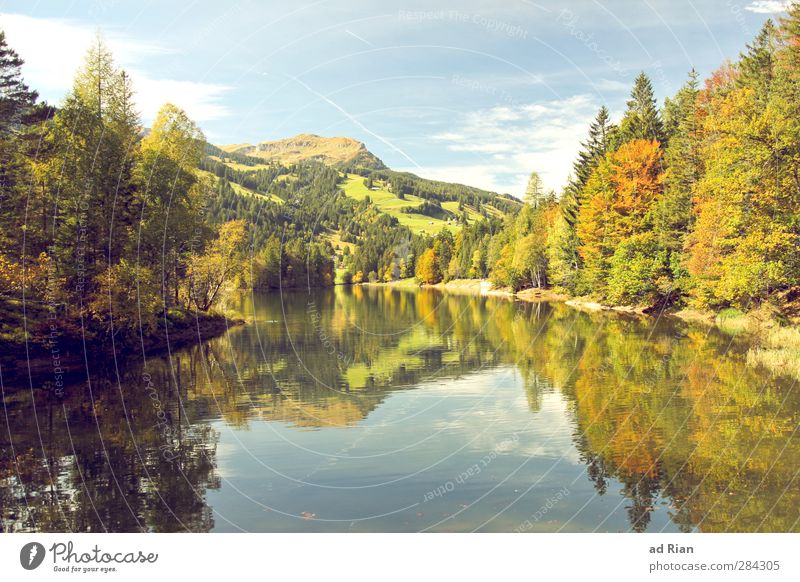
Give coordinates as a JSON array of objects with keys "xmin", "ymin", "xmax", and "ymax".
[
  {"xmin": 655, "ymin": 70, "xmax": 701, "ymax": 277},
  {"xmin": 524, "ymin": 171, "xmax": 544, "ymax": 207},
  {"xmin": 738, "ymin": 19, "xmax": 778, "ymax": 102},
  {"xmin": 45, "ymin": 36, "xmax": 141, "ymax": 288},
  {"xmin": 0, "ymin": 30, "xmax": 37, "ymax": 132},
  {"xmin": 0, "ymin": 30, "xmax": 39, "ymax": 254},
  {"xmin": 562, "ymin": 106, "xmax": 616, "ymax": 226},
  {"xmin": 619, "ymin": 73, "xmax": 664, "ymax": 144}
]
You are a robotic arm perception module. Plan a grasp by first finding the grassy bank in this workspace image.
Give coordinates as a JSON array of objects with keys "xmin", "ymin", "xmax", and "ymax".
[
  {"xmin": 747, "ymin": 325, "xmax": 800, "ymax": 381},
  {"xmin": 680, "ymin": 306, "xmax": 800, "ymax": 382},
  {"xmin": 0, "ymin": 300, "xmax": 242, "ymax": 380}
]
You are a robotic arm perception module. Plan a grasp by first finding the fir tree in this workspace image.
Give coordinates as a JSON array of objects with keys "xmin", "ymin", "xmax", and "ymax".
[
  {"xmin": 656, "ymin": 70, "xmax": 701, "ymax": 266},
  {"xmin": 738, "ymin": 19, "xmax": 779, "ymax": 102},
  {"xmin": 562, "ymin": 106, "xmax": 616, "ymax": 226},
  {"xmin": 0, "ymin": 30, "xmax": 37, "ymax": 133},
  {"xmin": 619, "ymin": 72, "xmax": 664, "ymax": 144},
  {"xmin": 0, "ymin": 30, "xmax": 42, "ymax": 255}
]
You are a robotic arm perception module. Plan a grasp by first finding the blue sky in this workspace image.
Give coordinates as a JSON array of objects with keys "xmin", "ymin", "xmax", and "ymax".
[{"xmin": 0, "ymin": 0, "xmax": 789, "ymax": 195}]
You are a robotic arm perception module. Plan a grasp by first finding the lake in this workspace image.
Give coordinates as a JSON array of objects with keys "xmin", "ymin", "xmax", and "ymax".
[{"xmin": 2, "ymin": 286, "xmax": 798, "ymax": 532}]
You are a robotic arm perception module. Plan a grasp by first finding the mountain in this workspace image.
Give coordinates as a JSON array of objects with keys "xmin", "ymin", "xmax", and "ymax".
[
  {"xmin": 203, "ymin": 134, "xmax": 521, "ymax": 239},
  {"xmin": 219, "ymin": 133, "xmax": 386, "ymax": 170}
]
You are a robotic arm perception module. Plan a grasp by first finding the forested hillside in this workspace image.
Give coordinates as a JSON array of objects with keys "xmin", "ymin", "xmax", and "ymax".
[
  {"xmin": 413, "ymin": 7, "xmax": 800, "ymax": 315},
  {"xmin": 0, "ymin": 28, "xmax": 520, "ymax": 357},
  {"xmin": 199, "ymin": 135, "xmax": 520, "ymax": 286}
]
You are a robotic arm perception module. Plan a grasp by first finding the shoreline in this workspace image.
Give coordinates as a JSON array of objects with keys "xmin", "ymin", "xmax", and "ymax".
[
  {"xmin": 361, "ymin": 277, "xmax": 798, "ymax": 326},
  {"xmin": 361, "ymin": 278, "xmax": 800, "ymax": 381},
  {"xmin": 0, "ymin": 308, "xmax": 243, "ymax": 382}
]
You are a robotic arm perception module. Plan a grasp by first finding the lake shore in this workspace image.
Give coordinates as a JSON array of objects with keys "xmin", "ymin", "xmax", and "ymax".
[
  {"xmin": 364, "ymin": 278, "xmax": 569, "ymax": 302},
  {"xmin": 360, "ymin": 280, "xmax": 800, "ymax": 379},
  {"xmin": 0, "ymin": 305, "xmax": 243, "ymax": 381}
]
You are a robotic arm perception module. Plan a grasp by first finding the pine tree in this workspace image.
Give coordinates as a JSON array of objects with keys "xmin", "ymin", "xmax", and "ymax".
[
  {"xmin": 562, "ymin": 106, "xmax": 616, "ymax": 226},
  {"xmin": 0, "ymin": 30, "xmax": 39, "ymax": 254},
  {"xmin": 619, "ymin": 72, "xmax": 664, "ymax": 144},
  {"xmin": 655, "ymin": 70, "xmax": 701, "ymax": 269},
  {"xmin": 776, "ymin": 3, "xmax": 800, "ymax": 108},
  {"xmin": 0, "ymin": 30, "xmax": 37, "ymax": 132},
  {"xmin": 45, "ymin": 36, "xmax": 141, "ymax": 289},
  {"xmin": 738, "ymin": 19, "xmax": 778, "ymax": 102}
]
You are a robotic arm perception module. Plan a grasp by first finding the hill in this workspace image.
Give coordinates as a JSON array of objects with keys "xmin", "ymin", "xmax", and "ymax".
[
  {"xmin": 204, "ymin": 135, "xmax": 521, "ymax": 237},
  {"xmin": 220, "ymin": 133, "xmax": 386, "ymax": 170},
  {"xmin": 201, "ymin": 134, "xmax": 521, "ymax": 283},
  {"xmin": 338, "ymin": 173, "xmax": 485, "ymax": 235}
]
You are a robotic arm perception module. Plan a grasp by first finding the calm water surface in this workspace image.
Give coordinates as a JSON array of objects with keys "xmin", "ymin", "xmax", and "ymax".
[{"xmin": 2, "ymin": 287, "xmax": 798, "ymax": 532}]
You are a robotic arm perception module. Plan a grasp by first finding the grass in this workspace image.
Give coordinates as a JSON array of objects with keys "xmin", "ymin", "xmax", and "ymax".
[
  {"xmin": 441, "ymin": 201, "xmax": 484, "ymax": 224},
  {"xmin": 208, "ymin": 155, "xmax": 272, "ymax": 172},
  {"xmin": 325, "ymin": 232, "xmax": 357, "ymax": 254},
  {"xmin": 229, "ymin": 181, "xmax": 284, "ymax": 205},
  {"xmin": 711, "ymin": 304, "xmax": 800, "ymax": 382},
  {"xmin": 197, "ymin": 169, "xmax": 283, "ymax": 205},
  {"xmin": 716, "ymin": 307, "xmax": 749, "ymax": 335},
  {"xmin": 363, "ymin": 277, "xmax": 420, "ymax": 289},
  {"xmin": 338, "ymin": 174, "xmax": 459, "ymax": 235},
  {"xmin": 746, "ymin": 325, "xmax": 800, "ymax": 381}
]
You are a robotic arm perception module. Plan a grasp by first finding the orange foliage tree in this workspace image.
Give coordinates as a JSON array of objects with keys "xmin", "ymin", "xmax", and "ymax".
[{"xmin": 576, "ymin": 139, "xmax": 668, "ymax": 303}]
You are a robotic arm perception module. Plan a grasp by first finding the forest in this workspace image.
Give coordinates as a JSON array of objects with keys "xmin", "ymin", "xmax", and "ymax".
[
  {"xmin": 413, "ymin": 7, "xmax": 800, "ymax": 314},
  {"xmin": 0, "ymin": 34, "xmax": 251, "ymax": 351},
  {"xmin": 1, "ymin": 5, "xmax": 800, "ymax": 359}
]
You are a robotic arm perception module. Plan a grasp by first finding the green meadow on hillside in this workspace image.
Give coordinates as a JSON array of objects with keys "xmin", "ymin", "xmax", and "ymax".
[{"xmin": 337, "ymin": 173, "xmax": 483, "ymax": 235}]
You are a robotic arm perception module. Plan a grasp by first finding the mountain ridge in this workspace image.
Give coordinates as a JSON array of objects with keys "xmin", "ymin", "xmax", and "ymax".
[{"xmin": 220, "ymin": 133, "xmax": 387, "ymax": 170}]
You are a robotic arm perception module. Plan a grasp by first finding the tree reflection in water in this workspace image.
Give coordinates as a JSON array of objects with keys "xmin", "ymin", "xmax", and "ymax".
[{"xmin": 2, "ymin": 286, "xmax": 798, "ymax": 532}]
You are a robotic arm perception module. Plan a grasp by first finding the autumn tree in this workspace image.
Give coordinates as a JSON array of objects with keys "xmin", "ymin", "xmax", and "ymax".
[
  {"xmin": 686, "ymin": 59, "xmax": 798, "ymax": 306},
  {"xmin": 577, "ymin": 139, "xmax": 667, "ymax": 303},
  {"xmin": 415, "ymin": 247, "xmax": 441, "ymax": 284},
  {"xmin": 187, "ymin": 220, "xmax": 248, "ymax": 311},
  {"xmin": 137, "ymin": 103, "xmax": 213, "ymax": 306}
]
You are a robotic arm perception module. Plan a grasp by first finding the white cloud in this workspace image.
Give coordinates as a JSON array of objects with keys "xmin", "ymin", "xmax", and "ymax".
[
  {"xmin": 131, "ymin": 74, "xmax": 231, "ymax": 124},
  {"xmin": 417, "ymin": 94, "xmax": 599, "ymax": 196},
  {"xmin": 0, "ymin": 13, "xmax": 231, "ymax": 123},
  {"xmin": 744, "ymin": 1, "xmax": 792, "ymax": 13}
]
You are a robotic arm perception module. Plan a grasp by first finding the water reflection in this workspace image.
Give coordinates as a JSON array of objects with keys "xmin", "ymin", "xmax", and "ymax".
[{"xmin": 1, "ymin": 287, "xmax": 798, "ymax": 532}]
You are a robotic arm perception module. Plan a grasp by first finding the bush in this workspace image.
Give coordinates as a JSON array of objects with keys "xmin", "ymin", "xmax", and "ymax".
[{"xmin": 605, "ymin": 234, "xmax": 669, "ymax": 306}]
